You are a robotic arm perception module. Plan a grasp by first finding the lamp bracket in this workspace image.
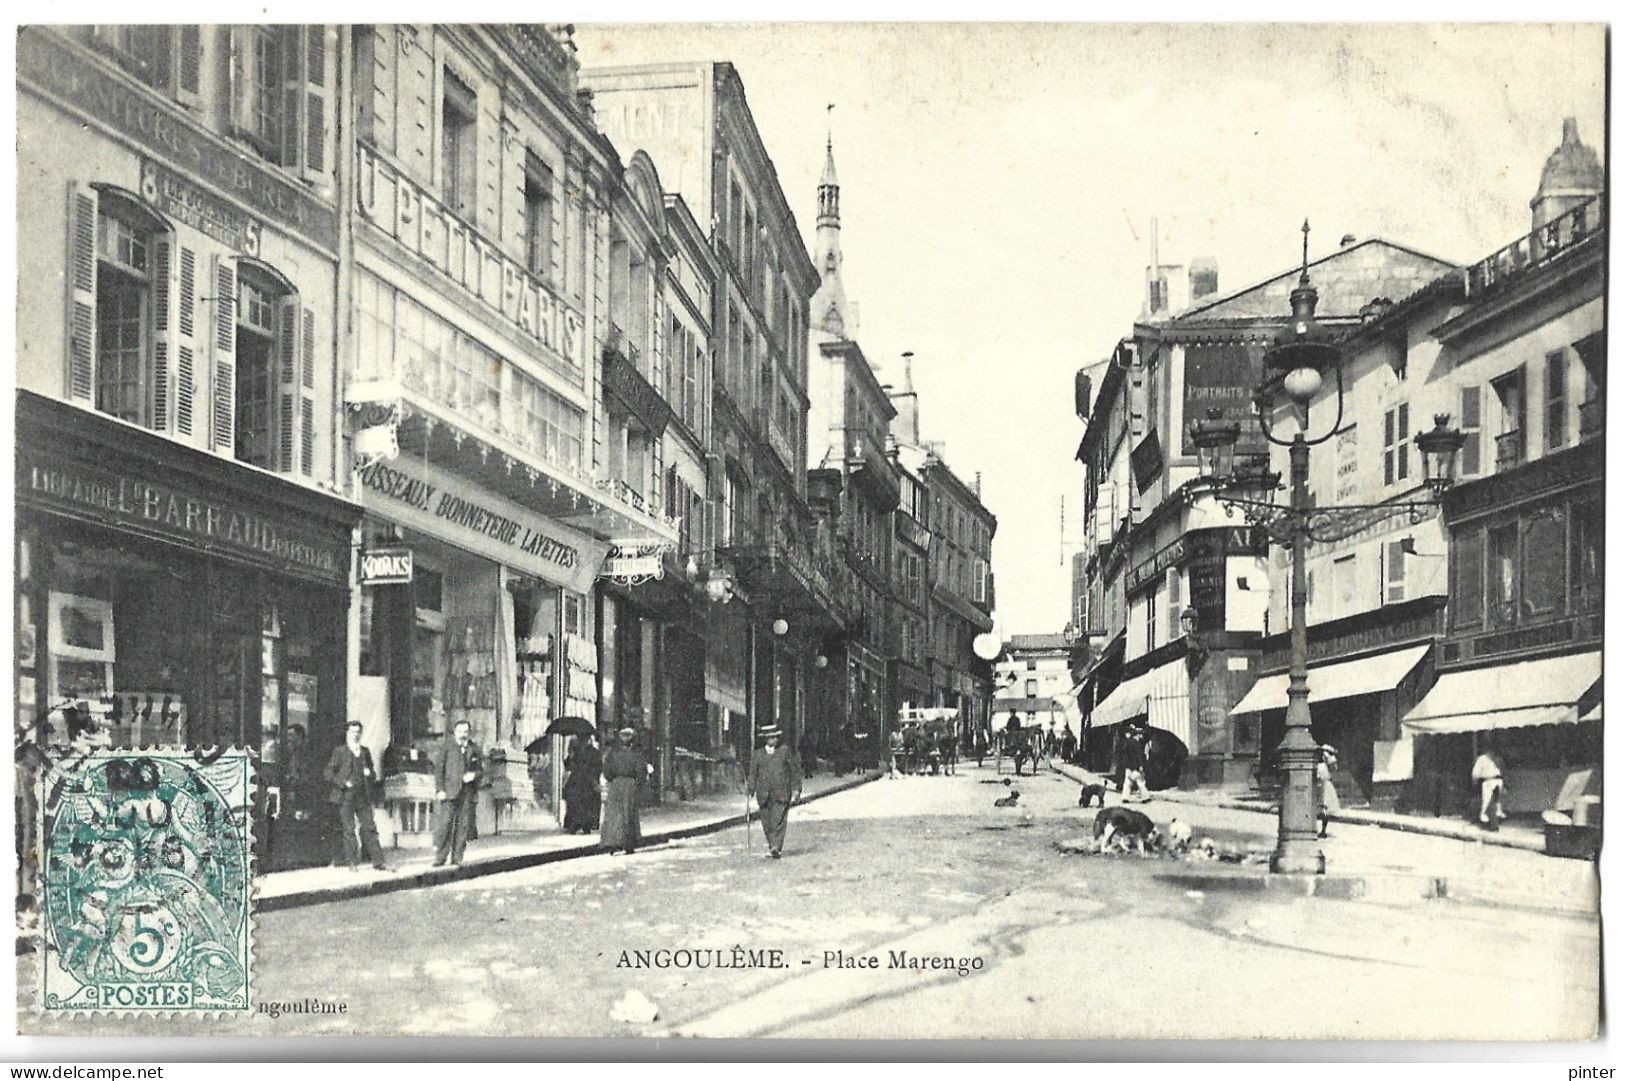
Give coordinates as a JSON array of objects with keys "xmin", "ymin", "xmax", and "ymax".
[{"xmin": 1209, "ymin": 493, "xmax": 1444, "ymax": 547}]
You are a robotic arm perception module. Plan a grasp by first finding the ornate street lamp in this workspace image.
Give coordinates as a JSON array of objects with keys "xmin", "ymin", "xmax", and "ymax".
[{"xmin": 1187, "ymin": 221, "xmax": 1466, "ymax": 875}]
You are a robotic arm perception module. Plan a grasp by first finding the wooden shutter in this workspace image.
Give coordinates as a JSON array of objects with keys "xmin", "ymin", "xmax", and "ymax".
[
  {"xmin": 301, "ymin": 26, "xmax": 331, "ymax": 182},
  {"xmin": 1460, "ymin": 385, "xmax": 1481, "ymax": 476},
  {"xmin": 280, "ymin": 27, "xmax": 303, "ymax": 168},
  {"xmin": 1385, "ymin": 540, "xmax": 1406, "ymax": 604},
  {"xmin": 174, "ymin": 245, "xmax": 199, "ymax": 443},
  {"xmin": 151, "ymin": 236, "xmax": 173, "ymax": 432},
  {"xmin": 175, "ymin": 26, "xmax": 202, "ymax": 107},
  {"xmin": 228, "ymin": 27, "xmax": 256, "ymax": 141},
  {"xmin": 299, "ymin": 307, "xmax": 317, "ymax": 476},
  {"xmin": 276, "ymin": 294, "xmax": 301, "ymax": 473},
  {"xmin": 65, "ymin": 183, "xmax": 98, "ymax": 406},
  {"xmin": 211, "ymin": 255, "xmax": 237, "ymax": 454}
]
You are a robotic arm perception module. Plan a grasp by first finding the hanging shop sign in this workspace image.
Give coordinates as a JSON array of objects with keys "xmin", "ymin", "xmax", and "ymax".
[
  {"xmin": 602, "ymin": 352, "xmax": 674, "ymax": 438},
  {"xmin": 18, "ymin": 30, "xmax": 339, "ymax": 252},
  {"xmin": 359, "ymin": 547, "xmax": 413, "ymax": 586},
  {"xmin": 1181, "ymin": 343, "xmax": 1266, "ymax": 457},
  {"xmin": 599, "ymin": 541, "xmax": 672, "ymax": 586},
  {"xmin": 356, "ymin": 457, "xmax": 608, "ymax": 594},
  {"xmin": 140, "ymin": 159, "xmax": 261, "ymax": 256}
]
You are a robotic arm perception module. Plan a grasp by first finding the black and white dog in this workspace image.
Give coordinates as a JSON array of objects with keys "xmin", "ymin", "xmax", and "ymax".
[{"xmin": 1092, "ymin": 806, "xmax": 1160, "ymax": 854}]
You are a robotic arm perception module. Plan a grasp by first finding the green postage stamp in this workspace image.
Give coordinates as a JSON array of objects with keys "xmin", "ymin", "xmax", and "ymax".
[{"xmin": 38, "ymin": 749, "xmax": 253, "ymax": 1014}]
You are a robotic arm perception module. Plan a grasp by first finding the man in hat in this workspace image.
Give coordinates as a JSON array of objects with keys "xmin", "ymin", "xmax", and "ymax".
[
  {"xmin": 748, "ymin": 726, "xmax": 803, "ymax": 859},
  {"xmin": 601, "ymin": 726, "xmax": 650, "ymax": 855},
  {"xmin": 432, "ymin": 718, "xmax": 481, "ymax": 867},
  {"xmin": 324, "ymin": 720, "xmax": 391, "ymax": 872}
]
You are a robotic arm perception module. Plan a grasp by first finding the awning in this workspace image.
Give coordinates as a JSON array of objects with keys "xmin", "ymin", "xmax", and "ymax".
[
  {"xmin": 1089, "ymin": 658, "xmax": 1192, "ymax": 749},
  {"xmin": 1401, "ymin": 651, "xmax": 1601, "ymax": 736},
  {"xmin": 1230, "ymin": 644, "xmax": 1431, "ymax": 715},
  {"xmin": 1581, "ymin": 702, "xmax": 1601, "ymax": 724}
]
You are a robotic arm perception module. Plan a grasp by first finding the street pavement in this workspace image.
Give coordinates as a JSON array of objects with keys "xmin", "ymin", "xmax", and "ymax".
[{"xmin": 17, "ymin": 761, "xmax": 1599, "ymax": 1041}]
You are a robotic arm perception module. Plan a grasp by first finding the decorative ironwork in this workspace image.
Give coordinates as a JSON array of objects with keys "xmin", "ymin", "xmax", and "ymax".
[{"xmin": 1463, "ymin": 196, "xmax": 1603, "ymax": 297}]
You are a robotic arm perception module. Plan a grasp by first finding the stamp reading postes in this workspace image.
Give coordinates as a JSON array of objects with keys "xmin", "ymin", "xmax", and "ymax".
[{"xmin": 39, "ymin": 749, "xmax": 253, "ymax": 1014}]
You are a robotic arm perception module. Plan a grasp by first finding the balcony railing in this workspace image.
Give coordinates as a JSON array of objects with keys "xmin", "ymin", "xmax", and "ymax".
[
  {"xmin": 1464, "ymin": 196, "xmax": 1604, "ymax": 297},
  {"xmin": 1495, "ymin": 429, "xmax": 1525, "ymax": 472},
  {"xmin": 1579, "ymin": 397, "xmax": 1604, "ymax": 442}
]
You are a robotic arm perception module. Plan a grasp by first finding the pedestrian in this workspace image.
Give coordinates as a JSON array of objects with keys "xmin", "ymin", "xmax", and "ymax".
[
  {"xmin": 747, "ymin": 725, "xmax": 803, "ymax": 859},
  {"xmin": 1060, "ymin": 725, "xmax": 1078, "ymax": 764},
  {"xmin": 1316, "ymin": 744, "xmax": 1340, "ymax": 838},
  {"xmin": 601, "ymin": 726, "xmax": 650, "ymax": 855},
  {"xmin": 887, "ymin": 728, "xmax": 904, "ymax": 779},
  {"xmin": 323, "ymin": 720, "xmax": 391, "ymax": 872},
  {"xmin": 1471, "ymin": 741, "xmax": 1507, "ymax": 831},
  {"xmin": 562, "ymin": 732, "xmax": 602, "ymax": 835},
  {"xmin": 973, "ymin": 726, "xmax": 990, "ymax": 768},
  {"xmin": 431, "ymin": 718, "xmax": 481, "ymax": 867}
]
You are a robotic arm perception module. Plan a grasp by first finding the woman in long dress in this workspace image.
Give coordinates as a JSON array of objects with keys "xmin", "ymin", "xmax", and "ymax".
[
  {"xmin": 599, "ymin": 727, "xmax": 648, "ymax": 855},
  {"xmin": 561, "ymin": 734, "xmax": 602, "ymax": 835}
]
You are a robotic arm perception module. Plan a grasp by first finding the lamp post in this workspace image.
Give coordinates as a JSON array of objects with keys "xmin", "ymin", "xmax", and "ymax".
[{"xmin": 1188, "ymin": 221, "xmax": 1465, "ymax": 875}]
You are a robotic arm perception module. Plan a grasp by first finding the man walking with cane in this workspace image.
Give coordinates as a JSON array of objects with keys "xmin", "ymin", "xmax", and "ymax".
[{"xmin": 748, "ymin": 726, "xmax": 802, "ymax": 859}]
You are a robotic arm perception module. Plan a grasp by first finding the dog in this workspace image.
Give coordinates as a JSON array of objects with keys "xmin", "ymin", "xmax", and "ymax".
[
  {"xmin": 1077, "ymin": 783, "xmax": 1106, "ymax": 808},
  {"xmin": 1165, "ymin": 817, "xmax": 1193, "ymax": 854},
  {"xmin": 1092, "ymin": 806, "xmax": 1160, "ymax": 854},
  {"xmin": 993, "ymin": 790, "xmax": 1022, "ymax": 808}
]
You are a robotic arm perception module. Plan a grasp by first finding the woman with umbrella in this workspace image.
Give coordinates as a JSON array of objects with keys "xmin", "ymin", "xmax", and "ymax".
[{"xmin": 562, "ymin": 729, "xmax": 602, "ymax": 835}]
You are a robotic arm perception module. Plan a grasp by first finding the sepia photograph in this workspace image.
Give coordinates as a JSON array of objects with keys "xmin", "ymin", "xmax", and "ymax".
[{"xmin": 7, "ymin": 17, "xmax": 1609, "ymax": 1052}]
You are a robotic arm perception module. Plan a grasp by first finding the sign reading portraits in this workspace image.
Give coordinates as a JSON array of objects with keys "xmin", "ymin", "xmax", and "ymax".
[
  {"xmin": 357, "ymin": 458, "xmax": 608, "ymax": 595},
  {"xmin": 1181, "ymin": 343, "xmax": 1266, "ymax": 457}
]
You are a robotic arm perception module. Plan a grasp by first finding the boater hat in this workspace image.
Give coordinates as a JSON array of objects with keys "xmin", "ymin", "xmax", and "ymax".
[
  {"xmin": 758, "ymin": 726, "xmax": 782, "ymax": 739},
  {"xmin": 617, "ymin": 726, "xmax": 636, "ymax": 738}
]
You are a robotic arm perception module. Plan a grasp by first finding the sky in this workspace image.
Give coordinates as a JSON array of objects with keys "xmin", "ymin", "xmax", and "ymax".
[{"xmin": 571, "ymin": 22, "xmax": 1606, "ymax": 637}]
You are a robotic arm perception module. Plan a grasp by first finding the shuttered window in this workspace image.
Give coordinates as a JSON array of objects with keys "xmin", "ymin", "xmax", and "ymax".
[
  {"xmin": 231, "ymin": 27, "xmax": 331, "ymax": 180},
  {"xmin": 86, "ymin": 26, "xmax": 202, "ymax": 106},
  {"xmin": 1459, "ymin": 386, "xmax": 1482, "ymax": 477}
]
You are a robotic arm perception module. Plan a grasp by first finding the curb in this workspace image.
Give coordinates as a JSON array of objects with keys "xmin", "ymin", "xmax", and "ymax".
[
  {"xmin": 1048, "ymin": 762, "xmax": 1546, "ymax": 853},
  {"xmin": 258, "ymin": 770, "xmax": 883, "ymax": 913},
  {"xmin": 1159, "ymin": 870, "xmax": 1451, "ymax": 904}
]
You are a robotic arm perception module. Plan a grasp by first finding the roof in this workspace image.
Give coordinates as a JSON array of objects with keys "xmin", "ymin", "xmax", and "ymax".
[
  {"xmin": 1170, "ymin": 238, "xmax": 1458, "ymax": 325},
  {"xmin": 1005, "ymin": 633, "xmax": 1073, "ymax": 652}
]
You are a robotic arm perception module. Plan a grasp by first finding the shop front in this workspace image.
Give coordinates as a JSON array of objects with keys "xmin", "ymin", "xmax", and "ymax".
[
  {"xmin": 353, "ymin": 454, "xmax": 608, "ymax": 842},
  {"xmin": 15, "ymin": 391, "xmax": 359, "ymax": 871},
  {"xmin": 1087, "ymin": 651, "xmax": 1192, "ymax": 787},
  {"xmin": 1400, "ymin": 650, "xmax": 1600, "ymax": 822}
]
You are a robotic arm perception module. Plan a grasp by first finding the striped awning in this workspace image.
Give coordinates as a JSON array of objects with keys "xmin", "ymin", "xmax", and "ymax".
[
  {"xmin": 1401, "ymin": 651, "xmax": 1600, "ymax": 736},
  {"xmin": 1089, "ymin": 658, "xmax": 1192, "ymax": 749},
  {"xmin": 1230, "ymin": 645, "xmax": 1431, "ymax": 715}
]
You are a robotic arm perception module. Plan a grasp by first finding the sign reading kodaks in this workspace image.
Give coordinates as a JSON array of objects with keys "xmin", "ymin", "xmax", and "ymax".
[{"xmin": 359, "ymin": 547, "xmax": 414, "ymax": 585}]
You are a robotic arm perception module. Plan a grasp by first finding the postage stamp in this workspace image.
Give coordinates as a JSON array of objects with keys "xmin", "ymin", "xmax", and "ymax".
[{"xmin": 36, "ymin": 748, "xmax": 254, "ymax": 1014}]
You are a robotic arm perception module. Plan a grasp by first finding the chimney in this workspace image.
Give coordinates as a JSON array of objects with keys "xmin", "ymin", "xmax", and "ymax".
[
  {"xmin": 1188, "ymin": 257, "xmax": 1218, "ymax": 302},
  {"xmin": 974, "ymin": 471, "xmax": 982, "ymax": 496},
  {"xmin": 1340, "ymin": 234, "xmax": 1357, "ymax": 249},
  {"xmin": 889, "ymin": 351, "xmax": 921, "ymax": 447}
]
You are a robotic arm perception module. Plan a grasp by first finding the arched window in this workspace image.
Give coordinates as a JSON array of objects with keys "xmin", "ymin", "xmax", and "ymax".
[{"xmin": 228, "ymin": 258, "xmax": 313, "ymax": 475}]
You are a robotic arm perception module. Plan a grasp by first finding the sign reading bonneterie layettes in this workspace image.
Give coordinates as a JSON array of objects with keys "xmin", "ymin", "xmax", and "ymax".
[{"xmin": 358, "ymin": 459, "xmax": 607, "ymax": 593}]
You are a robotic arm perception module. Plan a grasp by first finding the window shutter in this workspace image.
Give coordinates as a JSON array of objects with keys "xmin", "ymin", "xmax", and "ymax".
[
  {"xmin": 299, "ymin": 307, "xmax": 317, "ymax": 476},
  {"xmin": 65, "ymin": 184, "xmax": 98, "ymax": 406},
  {"xmin": 228, "ymin": 27, "xmax": 256, "ymax": 140},
  {"xmin": 152, "ymin": 237, "xmax": 173, "ymax": 433},
  {"xmin": 1460, "ymin": 386, "xmax": 1481, "ymax": 476},
  {"xmin": 276, "ymin": 295, "xmax": 300, "ymax": 473},
  {"xmin": 211, "ymin": 255, "xmax": 237, "ymax": 454},
  {"xmin": 1396, "ymin": 403, "xmax": 1410, "ymax": 481},
  {"xmin": 280, "ymin": 27, "xmax": 304, "ymax": 168},
  {"xmin": 1386, "ymin": 540, "xmax": 1406, "ymax": 604},
  {"xmin": 175, "ymin": 245, "xmax": 199, "ymax": 443},
  {"xmin": 175, "ymin": 26, "xmax": 202, "ymax": 107},
  {"xmin": 301, "ymin": 26, "xmax": 331, "ymax": 182}
]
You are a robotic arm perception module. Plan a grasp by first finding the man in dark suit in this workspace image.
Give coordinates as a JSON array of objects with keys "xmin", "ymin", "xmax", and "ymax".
[
  {"xmin": 323, "ymin": 720, "xmax": 390, "ymax": 871},
  {"xmin": 748, "ymin": 726, "xmax": 803, "ymax": 859},
  {"xmin": 432, "ymin": 718, "xmax": 481, "ymax": 867}
]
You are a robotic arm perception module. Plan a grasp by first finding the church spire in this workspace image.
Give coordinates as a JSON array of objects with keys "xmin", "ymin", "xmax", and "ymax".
[{"xmin": 811, "ymin": 106, "xmax": 849, "ymax": 337}]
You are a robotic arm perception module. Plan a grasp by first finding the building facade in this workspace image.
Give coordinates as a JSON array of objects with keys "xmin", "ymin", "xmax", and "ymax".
[
  {"xmin": 580, "ymin": 61, "xmax": 832, "ymax": 771},
  {"xmin": 16, "ymin": 25, "xmax": 367, "ymax": 870},
  {"xmin": 993, "ymin": 633, "xmax": 1079, "ymax": 740}
]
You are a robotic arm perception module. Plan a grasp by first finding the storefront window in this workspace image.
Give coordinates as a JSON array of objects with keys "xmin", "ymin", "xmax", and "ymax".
[
  {"xmin": 1570, "ymin": 499, "xmax": 1602, "ymax": 613},
  {"xmin": 1452, "ymin": 528, "xmax": 1484, "ymax": 629},
  {"xmin": 1487, "ymin": 523, "xmax": 1519, "ymax": 629},
  {"xmin": 1522, "ymin": 509, "xmax": 1567, "ymax": 618}
]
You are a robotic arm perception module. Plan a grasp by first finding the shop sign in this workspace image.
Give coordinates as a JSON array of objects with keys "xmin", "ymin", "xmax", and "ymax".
[
  {"xmin": 140, "ymin": 159, "xmax": 260, "ymax": 256},
  {"xmin": 602, "ymin": 352, "xmax": 674, "ymax": 438},
  {"xmin": 1126, "ymin": 538, "xmax": 1185, "ymax": 594},
  {"xmin": 1130, "ymin": 429, "xmax": 1164, "ymax": 493},
  {"xmin": 600, "ymin": 542, "xmax": 669, "ymax": 586},
  {"xmin": 18, "ymin": 30, "xmax": 339, "ymax": 252},
  {"xmin": 1181, "ymin": 343, "xmax": 1266, "ymax": 456},
  {"xmin": 17, "ymin": 451, "xmax": 346, "ymax": 584},
  {"xmin": 356, "ymin": 458, "xmax": 607, "ymax": 594},
  {"xmin": 359, "ymin": 547, "xmax": 413, "ymax": 585}
]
